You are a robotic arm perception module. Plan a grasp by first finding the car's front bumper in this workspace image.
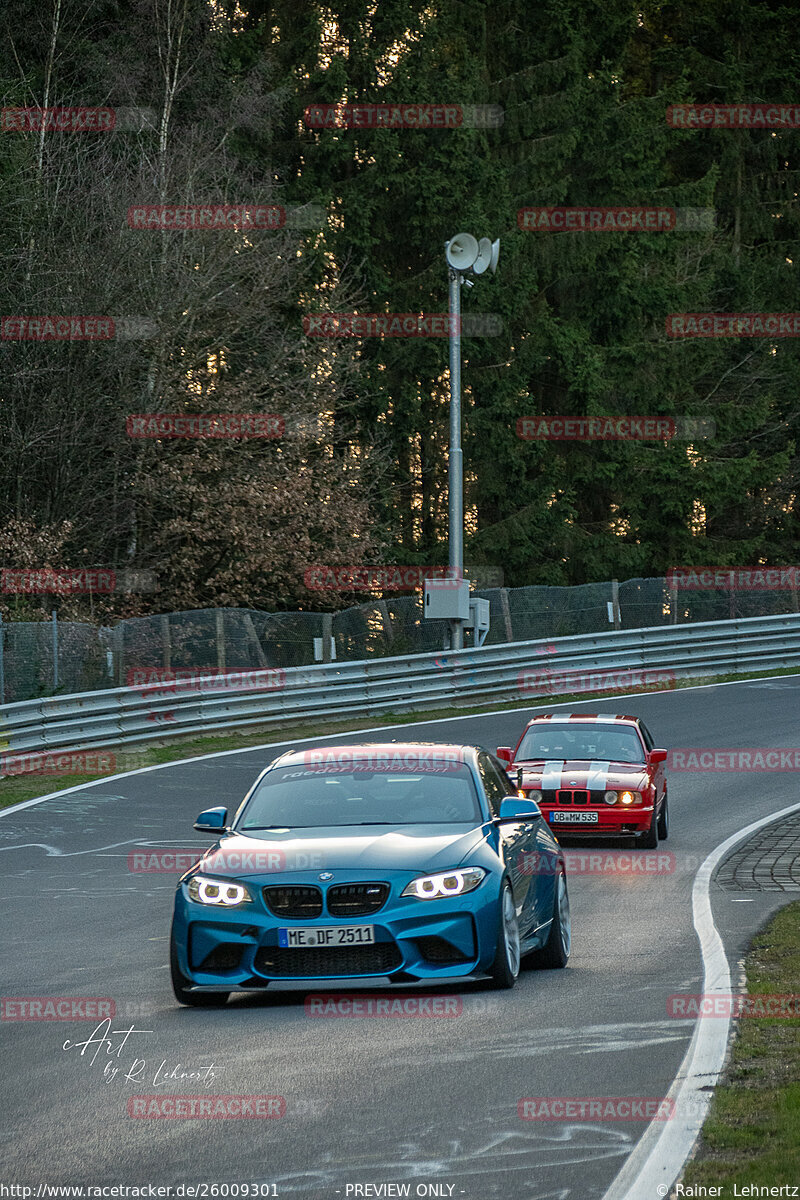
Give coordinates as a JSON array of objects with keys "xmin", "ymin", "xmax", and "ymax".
[
  {"xmin": 541, "ymin": 805, "xmax": 654, "ymax": 836},
  {"xmin": 171, "ymin": 872, "xmax": 503, "ymax": 989}
]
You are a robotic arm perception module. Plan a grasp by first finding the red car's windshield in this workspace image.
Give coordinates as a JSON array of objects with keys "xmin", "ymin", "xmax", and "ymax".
[{"xmin": 516, "ymin": 723, "xmax": 645, "ymax": 764}]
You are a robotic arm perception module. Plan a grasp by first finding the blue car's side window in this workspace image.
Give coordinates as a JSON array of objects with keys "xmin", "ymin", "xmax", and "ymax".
[{"xmin": 477, "ymin": 752, "xmax": 507, "ymax": 817}]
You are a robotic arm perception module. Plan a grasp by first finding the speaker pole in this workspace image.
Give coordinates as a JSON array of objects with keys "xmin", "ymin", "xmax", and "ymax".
[{"xmin": 448, "ymin": 262, "xmax": 464, "ymax": 651}]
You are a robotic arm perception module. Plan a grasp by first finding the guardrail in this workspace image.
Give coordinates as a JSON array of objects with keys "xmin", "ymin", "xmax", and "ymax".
[{"xmin": 2, "ymin": 611, "xmax": 800, "ymax": 761}]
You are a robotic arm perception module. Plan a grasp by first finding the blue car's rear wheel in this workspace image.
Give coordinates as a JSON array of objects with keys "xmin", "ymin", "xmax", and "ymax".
[
  {"xmin": 170, "ymin": 928, "xmax": 230, "ymax": 1007},
  {"xmin": 488, "ymin": 882, "xmax": 521, "ymax": 989},
  {"xmin": 526, "ymin": 868, "xmax": 570, "ymax": 969}
]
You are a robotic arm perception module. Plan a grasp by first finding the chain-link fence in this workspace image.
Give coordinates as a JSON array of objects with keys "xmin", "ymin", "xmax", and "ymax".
[{"xmin": 1, "ymin": 576, "xmax": 797, "ymax": 704}]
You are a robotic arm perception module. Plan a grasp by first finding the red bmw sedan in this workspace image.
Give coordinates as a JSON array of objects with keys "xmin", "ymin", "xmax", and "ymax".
[{"xmin": 498, "ymin": 713, "xmax": 668, "ymax": 848}]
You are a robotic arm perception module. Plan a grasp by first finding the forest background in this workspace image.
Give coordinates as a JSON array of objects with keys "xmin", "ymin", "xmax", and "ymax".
[{"xmin": 1, "ymin": 0, "xmax": 798, "ymax": 622}]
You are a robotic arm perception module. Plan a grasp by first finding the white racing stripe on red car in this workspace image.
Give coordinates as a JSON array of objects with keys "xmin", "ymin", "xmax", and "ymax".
[
  {"xmin": 555, "ymin": 763, "xmax": 592, "ymax": 789},
  {"xmin": 540, "ymin": 760, "xmax": 565, "ymax": 790},
  {"xmin": 585, "ymin": 761, "xmax": 611, "ymax": 792},
  {"xmin": 540, "ymin": 762, "xmax": 611, "ymax": 792},
  {"xmin": 564, "ymin": 713, "xmax": 625, "ymax": 723}
]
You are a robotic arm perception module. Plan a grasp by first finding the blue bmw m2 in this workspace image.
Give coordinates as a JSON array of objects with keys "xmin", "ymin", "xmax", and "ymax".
[{"xmin": 170, "ymin": 742, "xmax": 571, "ymax": 1004}]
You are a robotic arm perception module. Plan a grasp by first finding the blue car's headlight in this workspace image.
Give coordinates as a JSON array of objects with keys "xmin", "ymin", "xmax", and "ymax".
[
  {"xmin": 187, "ymin": 874, "xmax": 253, "ymax": 907},
  {"xmin": 401, "ymin": 867, "xmax": 486, "ymax": 900}
]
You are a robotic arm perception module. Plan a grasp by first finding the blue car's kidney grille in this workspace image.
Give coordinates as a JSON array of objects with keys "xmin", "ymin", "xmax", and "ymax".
[
  {"xmin": 263, "ymin": 885, "xmax": 322, "ymax": 919},
  {"xmin": 254, "ymin": 943, "xmax": 402, "ymax": 978},
  {"xmin": 327, "ymin": 883, "xmax": 389, "ymax": 917}
]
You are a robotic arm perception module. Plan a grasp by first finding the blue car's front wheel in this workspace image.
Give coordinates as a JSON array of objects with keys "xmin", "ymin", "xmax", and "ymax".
[
  {"xmin": 488, "ymin": 882, "xmax": 521, "ymax": 989},
  {"xmin": 526, "ymin": 868, "xmax": 570, "ymax": 969},
  {"xmin": 170, "ymin": 927, "xmax": 230, "ymax": 1007}
]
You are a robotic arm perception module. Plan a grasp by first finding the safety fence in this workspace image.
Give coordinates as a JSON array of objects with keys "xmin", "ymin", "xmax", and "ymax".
[
  {"xmin": 1, "ymin": 611, "xmax": 799, "ymax": 759},
  {"xmin": 0, "ymin": 575, "xmax": 797, "ymax": 705}
]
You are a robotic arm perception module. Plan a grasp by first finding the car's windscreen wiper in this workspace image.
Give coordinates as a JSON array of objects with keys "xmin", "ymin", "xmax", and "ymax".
[
  {"xmin": 240, "ymin": 824, "xmax": 311, "ymax": 831},
  {"xmin": 241, "ymin": 821, "xmax": 405, "ymax": 831}
]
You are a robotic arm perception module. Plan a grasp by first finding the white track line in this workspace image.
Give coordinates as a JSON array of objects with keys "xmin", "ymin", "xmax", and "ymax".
[
  {"xmin": 602, "ymin": 797, "xmax": 800, "ymax": 1200},
  {"xmin": 1, "ymin": 672, "xmax": 797, "ymax": 821}
]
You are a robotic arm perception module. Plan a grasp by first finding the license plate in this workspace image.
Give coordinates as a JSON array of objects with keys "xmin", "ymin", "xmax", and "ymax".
[
  {"xmin": 550, "ymin": 811, "xmax": 599, "ymax": 824},
  {"xmin": 278, "ymin": 925, "xmax": 375, "ymax": 948}
]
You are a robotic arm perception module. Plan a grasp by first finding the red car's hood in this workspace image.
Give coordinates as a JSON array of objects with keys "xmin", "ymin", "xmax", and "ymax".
[{"xmin": 512, "ymin": 758, "xmax": 649, "ymax": 792}]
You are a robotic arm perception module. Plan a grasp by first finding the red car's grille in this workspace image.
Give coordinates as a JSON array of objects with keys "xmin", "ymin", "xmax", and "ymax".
[{"xmin": 557, "ymin": 789, "xmax": 590, "ymax": 805}]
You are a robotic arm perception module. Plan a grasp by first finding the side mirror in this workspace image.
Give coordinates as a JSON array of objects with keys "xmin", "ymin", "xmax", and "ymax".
[
  {"xmin": 498, "ymin": 796, "xmax": 541, "ymax": 822},
  {"xmin": 649, "ymin": 749, "xmax": 668, "ymax": 765},
  {"xmin": 496, "ymin": 746, "xmax": 513, "ymax": 764},
  {"xmin": 194, "ymin": 806, "xmax": 228, "ymax": 833}
]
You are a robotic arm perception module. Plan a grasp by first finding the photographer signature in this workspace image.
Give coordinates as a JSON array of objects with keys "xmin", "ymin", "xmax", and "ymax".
[{"xmin": 62, "ymin": 1018, "xmax": 218, "ymax": 1087}]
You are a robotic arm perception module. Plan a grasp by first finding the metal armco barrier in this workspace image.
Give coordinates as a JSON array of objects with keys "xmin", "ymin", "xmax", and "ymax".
[{"xmin": 1, "ymin": 612, "xmax": 799, "ymax": 762}]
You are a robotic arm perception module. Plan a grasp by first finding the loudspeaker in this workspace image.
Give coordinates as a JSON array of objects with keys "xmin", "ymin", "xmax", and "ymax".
[
  {"xmin": 445, "ymin": 233, "xmax": 479, "ymax": 271},
  {"xmin": 472, "ymin": 237, "xmax": 493, "ymax": 274}
]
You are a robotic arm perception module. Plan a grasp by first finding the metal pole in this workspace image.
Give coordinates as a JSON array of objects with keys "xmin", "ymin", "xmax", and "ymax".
[
  {"xmin": 51, "ymin": 608, "xmax": 59, "ymax": 691},
  {"xmin": 0, "ymin": 614, "xmax": 4, "ymax": 705},
  {"xmin": 448, "ymin": 266, "xmax": 464, "ymax": 651}
]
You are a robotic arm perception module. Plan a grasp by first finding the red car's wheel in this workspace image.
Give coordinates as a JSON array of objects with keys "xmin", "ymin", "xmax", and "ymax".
[
  {"xmin": 657, "ymin": 792, "xmax": 669, "ymax": 840},
  {"xmin": 639, "ymin": 804, "xmax": 658, "ymax": 849}
]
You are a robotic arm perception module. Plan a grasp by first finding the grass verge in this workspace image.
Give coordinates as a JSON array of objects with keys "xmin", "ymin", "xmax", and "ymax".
[
  {"xmin": 1, "ymin": 663, "xmax": 798, "ymax": 811},
  {"xmin": 680, "ymin": 899, "xmax": 800, "ymax": 1189}
]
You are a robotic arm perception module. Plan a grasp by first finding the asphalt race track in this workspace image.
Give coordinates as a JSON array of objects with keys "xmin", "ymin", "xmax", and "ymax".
[{"xmin": 2, "ymin": 676, "xmax": 799, "ymax": 1199}]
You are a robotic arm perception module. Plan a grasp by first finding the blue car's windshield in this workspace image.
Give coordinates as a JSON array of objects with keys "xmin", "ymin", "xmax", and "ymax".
[
  {"xmin": 516, "ymin": 723, "xmax": 645, "ymax": 764},
  {"xmin": 237, "ymin": 763, "xmax": 482, "ymax": 829}
]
